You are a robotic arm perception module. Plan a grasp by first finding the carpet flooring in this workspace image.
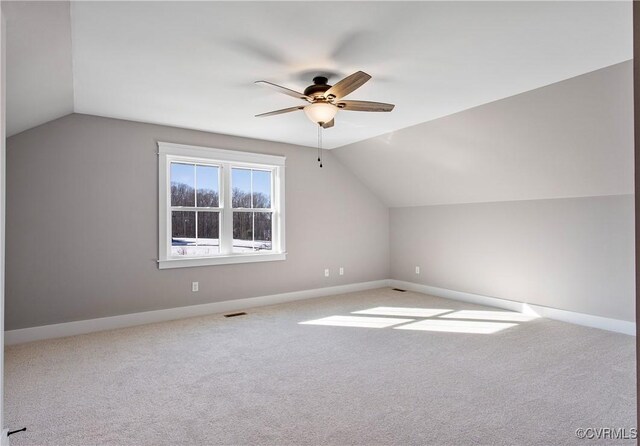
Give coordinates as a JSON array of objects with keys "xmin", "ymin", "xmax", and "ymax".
[{"xmin": 4, "ymin": 288, "xmax": 636, "ymax": 445}]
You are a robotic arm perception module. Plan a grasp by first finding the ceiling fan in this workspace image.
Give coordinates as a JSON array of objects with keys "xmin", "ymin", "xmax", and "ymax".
[{"xmin": 255, "ymin": 71, "xmax": 395, "ymax": 129}]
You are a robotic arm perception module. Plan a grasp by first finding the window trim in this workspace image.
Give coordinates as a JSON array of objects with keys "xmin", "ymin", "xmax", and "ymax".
[{"xmin": 158, "ymin": 142, "xmax": 286, "ymax": 269}]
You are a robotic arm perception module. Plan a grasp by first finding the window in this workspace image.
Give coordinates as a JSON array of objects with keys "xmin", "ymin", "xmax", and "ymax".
[
  {"xmin": 170, "ymin": 163, "xmax": 220, "ymax": 257},
  {"xmin": 231, "ymin": 168, "xmax": 273, "ymax": 253},
  {"xmin": 158, "ymin": 142, "xmax": 285, "ymax": 268}
]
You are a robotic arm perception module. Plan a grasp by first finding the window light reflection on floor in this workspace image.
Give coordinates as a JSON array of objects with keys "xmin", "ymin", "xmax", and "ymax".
[
  {"xmin": 352, "ymin": 307, "xmax": 453, "ymax": 318},
  {"xmin": 393, "ymin": 319, "xmax": 517, "ymax": 334},
  {"xmin": 439, "ymin": 310, "xmax": 538, "ymax": 322},
  {"xmin": 299, "ymin": 315, "xmax": 414, "ymax": 328}
]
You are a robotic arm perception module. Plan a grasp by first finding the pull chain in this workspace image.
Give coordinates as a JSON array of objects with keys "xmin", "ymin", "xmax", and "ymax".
[
  {"xmin": 317, "ymin": 124, "xmax": 321, "ymax": 163},
  {"xmin": 317, "ymin": 124, "xmax": 323, "ymax": 168}
]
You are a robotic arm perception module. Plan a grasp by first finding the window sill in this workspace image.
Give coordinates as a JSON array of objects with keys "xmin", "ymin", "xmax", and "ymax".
[{"xmin": 158, "ymin": 252, "xmax": 286, "ymax": 269}]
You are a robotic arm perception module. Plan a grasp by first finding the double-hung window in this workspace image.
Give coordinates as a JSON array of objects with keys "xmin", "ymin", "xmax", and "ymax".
[{"xmin": 158, "ymin": 142, "xmax": 285, "ymax": 269}]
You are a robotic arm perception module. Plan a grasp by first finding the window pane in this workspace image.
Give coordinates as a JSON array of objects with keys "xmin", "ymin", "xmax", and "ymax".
[
  {"xmin": 196, "ymin": 212, "xmax": 219, "ymax": 255},
  {"xmin": 171, "ymin": 163, "xmax": 195, "ymax": 207},
  {"xmin": 233, "ymin": 212, "xmax": 253, "ymax": 252},
  {"xmin": 232, "ymin": 168, "xmax": 251, "ymax": 208},
  {"xmin": 252, "ymin": 170, "xmax": 271, "ymax": 208},
  {"xmin": 232, "ymin": 212, "xmax": 272, "ymax": 253},
  {"xmin": 196, "ymin": 165, "xmax": 219, "ymax": 207},
  {"xmin": 171, "ymin": 211, "xmax": 196, "ymax": 256},
  {"xmin": 254, "ymin": 212, "xmax": 272, "ymax": 251}
]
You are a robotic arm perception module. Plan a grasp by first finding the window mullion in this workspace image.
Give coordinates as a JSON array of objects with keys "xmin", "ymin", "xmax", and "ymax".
[
  {"xmin": 195, "ymin": 210, "xmax": 199, "ymax": 247},
  {"xmin": 220, "ymin": 163, "xmax": 233, "ymax": 255},
  {"xmin": 170, "ymin": 206, "xmax": 219, "ymax": 212}
]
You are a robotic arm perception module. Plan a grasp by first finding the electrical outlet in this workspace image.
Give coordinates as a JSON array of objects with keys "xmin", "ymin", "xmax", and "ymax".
[
  {"xmin": 192, "ymin": 281, "xmax": 199, "ymax": 292},
  {"xmin": 324, "ymin": 268, "xmax": 330, "ymax": 277},
  {"xmin": 339, "ymin": 267, "xmax": 344, "ymax": 276},
  {"xmin": 415, "ymin": 266, "xmax": 420, "ymax": 275}
]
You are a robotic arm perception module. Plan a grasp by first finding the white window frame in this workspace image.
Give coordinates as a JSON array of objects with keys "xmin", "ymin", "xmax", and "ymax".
[{"xmin": 158, "ymin": 142, "xmax": 286, "ymax": 269}]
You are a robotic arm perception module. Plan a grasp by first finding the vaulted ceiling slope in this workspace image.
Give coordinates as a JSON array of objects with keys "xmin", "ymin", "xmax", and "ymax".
[
  {"xmin": 3, "ymin": 1, "xmax": 632, "ymax": 148},
  {"xmin": 333, "ymin": 61, "xmax": 634, "ymax": 207},
  {"xmin": 2, "ymin": 1, "xmax": 74, "ymax": 136}
]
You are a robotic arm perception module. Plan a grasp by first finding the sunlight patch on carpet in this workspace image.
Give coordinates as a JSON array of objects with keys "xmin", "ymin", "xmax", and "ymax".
[
  {"xmin": 352, "ymin": 307, "xmax": 453, "ymax": 318},
  {"xmin": 299, "ymin": 315, "xmax": 413, "ymax": 328},
  {"xmin": 393, "ymin": 319, "xmax": 517, "ymax": 334},
  {"xmin": 440, "ymin": 310, "xmax": 538, "ymax": 322}
]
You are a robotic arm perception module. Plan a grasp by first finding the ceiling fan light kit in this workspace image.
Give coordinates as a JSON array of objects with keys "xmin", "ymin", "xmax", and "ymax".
[
  {"xmin": 303, "ymin": 102, "xmax": 338, "ymax": 126},
  {"xmin": 255, "ymin": 71, "xmax": 395, "ymax": 167}
]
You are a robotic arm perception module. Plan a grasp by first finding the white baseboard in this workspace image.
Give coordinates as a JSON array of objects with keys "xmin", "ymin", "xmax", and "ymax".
[
  {"xmin": 391, "ymin": 280, "xmax": 635, "ymax": 336},
  {"xmin": 5, "ymin": 279, "xmax": 391, "ymax": 345},
  {"xmin": 7, "ymin": 278, "xmax": 633, "ymax": 344}
]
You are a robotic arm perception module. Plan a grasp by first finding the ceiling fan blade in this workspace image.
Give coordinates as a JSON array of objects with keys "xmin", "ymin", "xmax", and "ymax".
[
  {"xmin": 337, "ymin": 100, "xmax": 395, "ymax": 112},
  {"xmin": 255, "ymin": 81, "xmax": 312, "ymax": 102},
  {"xmin": 324, "ymin": 71, "xmax": 371, "ymax": 100},
  {"xmin": 322, "ymin": 118, "xmax": 335, "ymax": 129},
  {"xmin": 255, "ymin": 106, "xmax": 304, "ymax": 117}
]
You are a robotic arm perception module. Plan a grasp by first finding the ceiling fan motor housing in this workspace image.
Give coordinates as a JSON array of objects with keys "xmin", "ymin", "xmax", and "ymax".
[{"xmin": 304, "ymin": 76, "xmax": 332, "ymax": 98}]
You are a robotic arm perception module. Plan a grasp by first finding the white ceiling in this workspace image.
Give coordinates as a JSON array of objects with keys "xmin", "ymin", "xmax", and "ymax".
[
  {"xmin": 3, "ymin": 1, "xmax": 74, "ymax": 136},
  {"xmin": 5, "ymin": 1, "xmax": 632, "ymax": 148}
]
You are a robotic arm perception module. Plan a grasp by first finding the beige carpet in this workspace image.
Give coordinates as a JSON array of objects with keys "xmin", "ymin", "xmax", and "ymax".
[{"xmin": 4, "ymin": 288, "xmax": 636, "ymax": 445}]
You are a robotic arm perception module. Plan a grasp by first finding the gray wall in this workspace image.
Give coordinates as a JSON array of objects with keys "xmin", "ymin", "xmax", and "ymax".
[
  {"xmin": 5, "ymin": 114, "xmax": 389, "ymax": 330},
  {"xmin": 334, "ymin": 61, "xmax": 633, "ymax": 207},
  {"xmin": 379, "ymin": 62, "xmax": 634, "ymax": 322},
  {"xmin": 390, "ymin": 195, "xmax": 635, "ymax": 321}
]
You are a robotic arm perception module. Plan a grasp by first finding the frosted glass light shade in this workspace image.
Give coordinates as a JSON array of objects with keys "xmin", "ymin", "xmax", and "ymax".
[{"xmin": 304, "ymin": 102, "xmax": 338, "ymax": 125}]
